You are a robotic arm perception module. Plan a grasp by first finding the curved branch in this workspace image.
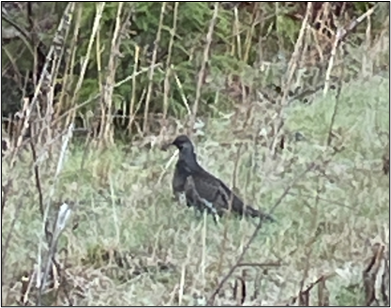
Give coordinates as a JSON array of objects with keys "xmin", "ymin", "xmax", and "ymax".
[{"xmin": 1, "ymin": 8, "xmax": 31, "ymax": 42}]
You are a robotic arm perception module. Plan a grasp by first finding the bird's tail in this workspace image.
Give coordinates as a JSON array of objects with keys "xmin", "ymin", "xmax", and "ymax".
[{"xmin": 244, "ymin": 205, "xmax": 275, "ymax": 222}]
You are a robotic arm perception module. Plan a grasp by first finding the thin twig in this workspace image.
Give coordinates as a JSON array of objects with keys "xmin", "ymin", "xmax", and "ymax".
[
  {"xmin": 143, "ymin": 2, "xmax": 166, "ymax": 134},
  {"xmin": 323, "ymin": 5, "xmax": 377, "ymax": 96},
  {"xmin": 37, "ymin": 123, "xmax": 74, "ymax": 305},
  {"xmin": 190, "ymin": 2, "xmax": 219, "ymax": 136}
]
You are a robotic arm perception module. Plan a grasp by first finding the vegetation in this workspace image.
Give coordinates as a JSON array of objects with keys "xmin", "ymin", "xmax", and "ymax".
[{"xmin": 1, "ymin": 2, "xmax": 389, "ymax": 306}]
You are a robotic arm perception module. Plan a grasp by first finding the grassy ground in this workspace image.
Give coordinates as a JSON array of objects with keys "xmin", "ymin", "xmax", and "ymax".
[{"xmin": 2, "ymin": 75, "xmax": 389, "ymax": 306}]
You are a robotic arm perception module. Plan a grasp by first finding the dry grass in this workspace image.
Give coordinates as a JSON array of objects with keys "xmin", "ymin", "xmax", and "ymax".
[{"xmin": 2, "ymin": 75, "xmax": 389, "ymax": 306}]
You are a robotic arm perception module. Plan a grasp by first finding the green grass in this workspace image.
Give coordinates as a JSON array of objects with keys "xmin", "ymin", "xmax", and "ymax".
[{"xmin": 2, "ymin": 75, "xmax": 389, "ymax": 306}]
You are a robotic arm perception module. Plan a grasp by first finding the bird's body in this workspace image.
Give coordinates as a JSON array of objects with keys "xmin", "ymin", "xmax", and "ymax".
[{"xmin": 170, "ymin": 135, "xmax": 274, "ymax": 222}]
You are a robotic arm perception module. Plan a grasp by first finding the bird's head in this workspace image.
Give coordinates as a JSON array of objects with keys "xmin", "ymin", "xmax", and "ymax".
[
  {"xmin": 170, "ymin": 134, "xmax": 200, "ymax": 171},
  {"xmin": 171, "ymin": 134, "xmax": 194, "ymax": 151}
]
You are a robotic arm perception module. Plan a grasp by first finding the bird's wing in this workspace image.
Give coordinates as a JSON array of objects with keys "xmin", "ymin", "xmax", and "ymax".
[
  {"xmin": 172, "ymin": 162, "xmax": 219, "ymax": 218},
  {"xmin": 183, "ymin": 176, "xmax": 219, "ymax": 218},
  {"xmin": 189, "ymin": 170, "xmax": 235, "ymax": 215},
  {"xmin": 193, "ymin": 170, "xmax": 275, "ymax": 221}
]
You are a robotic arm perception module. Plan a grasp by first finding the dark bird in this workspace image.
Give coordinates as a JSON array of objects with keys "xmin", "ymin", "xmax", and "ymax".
[{"xmin": 169, "ymin": 135, "xmax": 275, "ymax": 223}]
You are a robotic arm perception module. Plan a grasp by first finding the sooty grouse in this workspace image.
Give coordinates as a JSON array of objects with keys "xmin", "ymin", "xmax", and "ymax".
[{"xmin": 169, "ymin": 135, "xmax": 275, "ymax": 223}]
